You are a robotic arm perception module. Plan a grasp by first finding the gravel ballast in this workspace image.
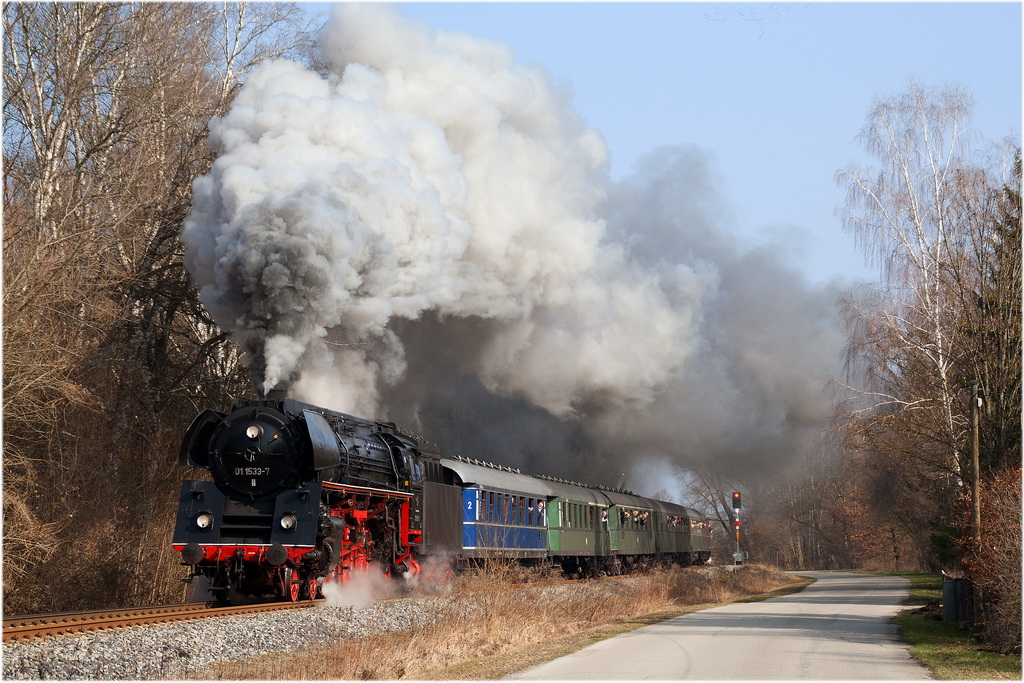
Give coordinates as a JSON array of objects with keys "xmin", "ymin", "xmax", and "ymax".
[
  {"xmin": 2, "ymin": 596, "xmax": 441, "ymax": 680},
  {"xmin": 3, "ymin": 566, "xmax": 744, "ymax": 680}
]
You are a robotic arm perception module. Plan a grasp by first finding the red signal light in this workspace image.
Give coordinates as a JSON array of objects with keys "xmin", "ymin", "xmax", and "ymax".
[{"xmin": 732, "ymin": 491, "xmax": 741, "ymax": 509}]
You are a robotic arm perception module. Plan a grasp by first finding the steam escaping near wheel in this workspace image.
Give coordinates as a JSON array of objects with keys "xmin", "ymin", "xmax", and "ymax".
[
  {"xmin": 319, "ymin": 568, "xmax": 397, "ymax": 609},
  {"xmin": 181, "ymin": 4, "xmax": 845, "ymax": 484}
]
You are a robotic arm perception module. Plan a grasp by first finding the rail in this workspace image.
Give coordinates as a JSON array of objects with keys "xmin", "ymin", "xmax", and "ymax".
[{"xmin": 3, "ymin": 600, "xmax": 320, "ymax": 643}]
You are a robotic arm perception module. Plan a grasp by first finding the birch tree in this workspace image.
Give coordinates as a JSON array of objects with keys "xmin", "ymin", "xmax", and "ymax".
[
  {"xmin": 837, "ymin": 84, "xmax": 979, "ymax": 478},
  {"xmin": 834, "ymin": 83, "xmax": 1020, "ymax": 572}
]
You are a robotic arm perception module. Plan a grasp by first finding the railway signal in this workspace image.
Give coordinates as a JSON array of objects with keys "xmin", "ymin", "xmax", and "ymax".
[{"xmin": 731, "ymin": 491, "xmax": 742, "ymax": 564}]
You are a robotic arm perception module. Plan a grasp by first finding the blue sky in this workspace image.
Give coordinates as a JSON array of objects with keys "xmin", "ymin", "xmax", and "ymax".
[{"xmin": 308, "ymin": 2, "xmax": 1022, "ymax": 285}]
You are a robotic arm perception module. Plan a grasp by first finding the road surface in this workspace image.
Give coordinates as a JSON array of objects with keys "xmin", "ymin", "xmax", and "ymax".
[{"xmin": 511, "ymin": 571, "xmax": 930, "ymax": 680}]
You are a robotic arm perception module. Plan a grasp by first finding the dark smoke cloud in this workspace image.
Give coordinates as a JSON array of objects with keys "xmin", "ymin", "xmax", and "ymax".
[
  {"xmin": 384, "ymin": 146, "xmax": 845, "ymax": 487},
  {"xmin": 181, "ymin": 5, "xmax": 845, "ymax": 491}
]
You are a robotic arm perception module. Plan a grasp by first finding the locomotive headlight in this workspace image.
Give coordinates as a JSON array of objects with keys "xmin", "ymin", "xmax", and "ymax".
[
  {"xmin": 196, "ymin": 513, "xmax": 214, "ymax": 530},
  {"xmin": 280, "ymin": 514, "xmax": 297, "ymax": 532},
  {"xmin": 246, "ymin": 424, "xmax": 263, "ymax": 440}
]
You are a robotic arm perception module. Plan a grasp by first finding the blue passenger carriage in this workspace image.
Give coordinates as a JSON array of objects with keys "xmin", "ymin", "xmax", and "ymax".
[{"xmin": 442, "ymin": 456, "xmax": 548, "ymax": 560}]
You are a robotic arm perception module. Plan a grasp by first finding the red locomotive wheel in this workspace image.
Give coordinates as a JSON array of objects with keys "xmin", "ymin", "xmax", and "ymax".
[
  {"xmin": 307, "ymin": 577, "xmax": 318, "ymax": 600},
  {"xmin": 289, "ymin": 579, "xmax": 300, "ymax": 602}
]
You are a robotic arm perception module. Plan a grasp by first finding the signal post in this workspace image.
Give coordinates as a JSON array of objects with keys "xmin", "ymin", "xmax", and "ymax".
[{"xmin": 732, "ymin": 491, "xmax": 745, "ymax": 565}]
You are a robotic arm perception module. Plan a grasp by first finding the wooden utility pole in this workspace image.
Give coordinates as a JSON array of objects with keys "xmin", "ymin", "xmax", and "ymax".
[
  {"xmin": 970, "ymin": 381, "xmax": 982, "ymax": 545},
  {"xmin": 969, "ymin": 380, "xmax": 984, "ymax": 629}
]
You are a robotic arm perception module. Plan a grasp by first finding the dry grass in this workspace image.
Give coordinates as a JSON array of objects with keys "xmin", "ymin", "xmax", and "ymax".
[{"xmin": 194, "ymin": 564, "xmax": 803, "ymax": 680}]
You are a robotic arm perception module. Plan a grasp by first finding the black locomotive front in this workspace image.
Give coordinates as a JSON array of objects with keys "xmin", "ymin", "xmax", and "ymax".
[
  {"xmin": 182, "ymin": 401, "xmax": 304, "ymax": 501},
  {"xmin": 172, "ymin": 395, "xmax": 430, "ymax": 602}
]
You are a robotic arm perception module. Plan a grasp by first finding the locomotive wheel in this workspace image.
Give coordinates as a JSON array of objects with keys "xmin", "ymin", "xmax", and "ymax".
[
  {"xmin": 278, "ymin": 567, "xmax": 301, "ymax": 602},
  {"xmin": 307, "ymin": 577, "xmax": 318, "ymax": 600}
]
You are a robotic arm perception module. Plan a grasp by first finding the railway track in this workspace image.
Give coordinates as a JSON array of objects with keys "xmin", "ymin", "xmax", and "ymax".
[
  {"xmin": 3, "ymin": 570, "xmax": 666, "ymax": 644},
  {"xmin": 3, "ymin": 600, "xmax": 320, "ymax": 643}
]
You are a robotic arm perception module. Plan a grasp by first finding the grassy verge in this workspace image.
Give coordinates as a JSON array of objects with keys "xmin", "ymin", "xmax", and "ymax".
[
  {"xmin": 890, "ymin": 573, "xmax": 1022, "ymax": 680},
  {"xmin": 193, "ymin": 564, "xmax": 805, "ymax": 680}
]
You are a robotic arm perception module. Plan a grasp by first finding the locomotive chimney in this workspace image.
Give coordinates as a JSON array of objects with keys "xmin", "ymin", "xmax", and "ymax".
[{"xmin": 261, "ymin": 388, "xmax": 288, "ymax": 402}]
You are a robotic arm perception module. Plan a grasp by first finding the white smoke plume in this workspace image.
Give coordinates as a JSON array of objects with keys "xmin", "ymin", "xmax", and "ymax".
[
  {"xmin": 183, "ymin": 3, "xmax": 702, "ymax": 415},
  {"xmin": 182, "ymin": 4, "xmax": 845, "ymax": 485}
]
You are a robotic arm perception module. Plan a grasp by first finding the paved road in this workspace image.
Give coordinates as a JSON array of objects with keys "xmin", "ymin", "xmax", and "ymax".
[{"xmin": 511, "ymin": 571, "xmax": 930, "ymax": 680}]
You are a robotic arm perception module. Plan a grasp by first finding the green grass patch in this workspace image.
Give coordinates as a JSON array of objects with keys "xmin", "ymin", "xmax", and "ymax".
[
  {"xmin": 891, "ymin": 573, "xmax": 1021, "ymax": 680},
  {"xmin": 881, "ymin": 571, "xmax": 942, "ymax": 603}
]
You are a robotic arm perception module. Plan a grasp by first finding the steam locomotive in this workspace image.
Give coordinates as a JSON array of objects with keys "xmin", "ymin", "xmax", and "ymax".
[{"xmin": 172, "ymin": 393, "xmax": 711, "ymax": 603}]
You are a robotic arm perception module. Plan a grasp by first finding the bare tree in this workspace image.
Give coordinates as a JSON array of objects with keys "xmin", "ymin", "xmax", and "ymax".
[
  {"xmin": 944, "ymin": 152, "xmax": 1022, "ymax": 474},
  {"xmin": 3, "ymin": 1, "xmax": 316, "ymax": 614},
  {"xmin": 212, "ymin": 1, "xmax": 317, "ymax": 110},
  {"xmin": 835, "ymin": 83, "xmax": 979, "ymax": 479},
  {"xmin": 833, "ymin": 83, "xmax": 1020, "ymax": 579}
]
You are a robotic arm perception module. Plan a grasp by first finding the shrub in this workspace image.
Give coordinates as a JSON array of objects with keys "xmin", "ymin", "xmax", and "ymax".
[{"xmin": 962, "ymin": 464, "xmax": 1022, "ymax": 655}]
